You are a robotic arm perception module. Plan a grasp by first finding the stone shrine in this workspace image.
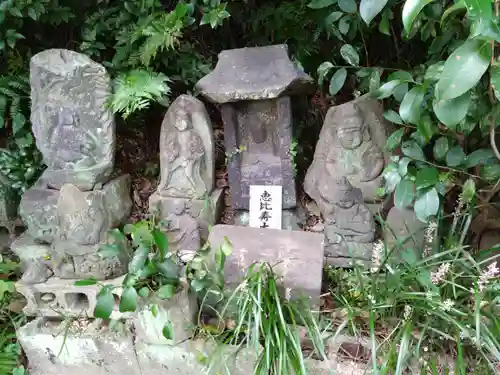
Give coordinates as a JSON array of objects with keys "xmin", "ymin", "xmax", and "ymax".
[
  {"xmin": 304, "ymin": 96, "xmax": 391, "ymax": 266},
  {"xmin": 149, "ymin": 94, "xmax": 223, "ymax": 241},
  {"xmin": 195, "ymin": 44, "xmax": 315, "ymax": 229},
  {"xmin": 11, "ymin": 49, "xmax": 132, "ymax": 317}
]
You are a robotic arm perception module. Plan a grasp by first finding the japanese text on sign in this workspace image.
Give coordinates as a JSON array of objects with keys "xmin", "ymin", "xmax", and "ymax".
[{"xmin": 249, "ymin": 185, "xmax": 282, "ymax": 229}]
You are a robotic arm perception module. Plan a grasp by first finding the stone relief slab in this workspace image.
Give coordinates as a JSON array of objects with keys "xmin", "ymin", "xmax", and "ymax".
[
  {"xmin": 305, "ymin": 95, "xmax": 391, "ymax": 204},
  {"xmin": 30, "ymin": 49, "xmax": 115, "ymax": 191},
  {"xmin": 221, "ymin": 97, "xmax": 296, "ymax": 210},
  {"xmin": 195, "ymin": 44, "xmax": 315, "ymax": 103},
  {"xmin": 157, "ymin": 94, "xmax": 214, "ymax": 200},
  {"xmin": 207, "ymin": 224, "xmax": 324, "ymax": 305}
]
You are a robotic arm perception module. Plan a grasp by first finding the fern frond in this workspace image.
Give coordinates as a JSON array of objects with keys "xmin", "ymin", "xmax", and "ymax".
[{"xmin": 109, "ymin": 69, "xmax": 171, "ymax": 119}]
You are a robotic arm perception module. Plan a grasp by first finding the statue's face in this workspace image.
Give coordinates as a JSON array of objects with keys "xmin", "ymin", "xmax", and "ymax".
[
  {"xmin": 338, "ymin": 127, "xmax": 363, "ymax": 150},
  {"xmin": 333, "ymin": 183, "xmax": 355, "ymax": 209},
  {"xmin": 176, "ymin": 110, "xmax": 190, "ymax": 131}
]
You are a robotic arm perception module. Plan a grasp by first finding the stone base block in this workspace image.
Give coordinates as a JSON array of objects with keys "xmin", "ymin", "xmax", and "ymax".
[
  {"xmin": 133, "ymin": 288, "xmax": 198, "ymax": 345},
  {"xmin": 15, "ymin": 275, "xmax": 128, "ymax": 319},
  {"xmin": 208, "ymin": 225, "xmax": 324, "ymax": 305},
  {"xmin": 18, "ymin": 318, "xmax": 141, "ymax": 375},
  {"xmin": 234, "ymin": 209, "xmax": 300, "ymax": 230},
  {"xmin": 11, "ymin": 233, "xmax": 50, "ymax": 268},
  {"xmin": 135, "ymin": 340, "xmax": 257, "ymax": 375},
  {"xmin": 149, "ymin": 188, "xmax": 224, "ymax": 240},
  {"xmin": 19, "ymin": 174, "xmax": 132, "ymax": 243}
]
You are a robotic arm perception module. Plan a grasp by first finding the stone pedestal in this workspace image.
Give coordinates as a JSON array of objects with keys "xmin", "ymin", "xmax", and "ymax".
[{"xmin": 149, "ymin": 188, "xmax": 224, "ymax": 241}]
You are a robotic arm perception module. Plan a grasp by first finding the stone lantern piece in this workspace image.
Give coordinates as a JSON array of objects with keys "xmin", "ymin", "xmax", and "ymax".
[{"xmin": 195, "ymin": 44, "xmax": 315, "ymax": 228}]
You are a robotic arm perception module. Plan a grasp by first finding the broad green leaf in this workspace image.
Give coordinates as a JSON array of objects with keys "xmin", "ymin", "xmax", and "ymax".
[
  {"xmin": 465, "ymin": 148, "xmax": 496, "ymax": 168},
  {"xmin": 388, "ymin": 71, "xmax": 412, "ymax": 101},
  {"xmin": 372, "ymin": 80, "xmax": 403, "ymax": 99},
  {"xmin": 416, "ymin": 115, "xmax": 435, "ymax": 143},
  {"xmin": 461, "ymin": 178, "xmax": 476, "ymax": 203},
  {"xmin": 162, "ymin": 321, "xmax": 173, "ymax": 340},
  {"xmin": 74, "ymin": 278, "xmax": 98, "ymax": 286},
  {"xmin": 308, "ymin": 0, "xmax": 337, "ymax": 8},
  {"xmin": 446, "ymin": 146, "xmax": 466, "ymax": 167},
  {"xmin": 99, "ymin": 244, "xmax": 122, "ymax": 258},
  {"xmin": 8, "ymin": 7, "xmax": 23, "ymax": 17},
  {"xmin": 384, "ymin": 110, "xmax": 404, "ymax": 125},
  {"xmin": 433, "ymin": 91, "xmax": 470, "ymax": 127},
  {"xmin": 317, "ymin": 61, "xmax": 334, "ymax": 85},
  {"xmin": 326, "ymin": 11, "xmax": 344, "ymax": 25},
  {"xmin": 491, "ymin": 64, "xmax": 500, "ymax": 101},
  {"xmin": 369, "ymin": 69, "xmax": 381, "ymax": 92},
  {"xmin": 329, "ymin": 68, "xmax": 347, "ymax": 95},
  {"xmin": 399, "ymin": 157, "xmax": 412, "ymax": 176},
  {"xmin": 401, "ymin": 140, "xmax": 425, "ymax": 161},
  {"xmin": 11, "ymin": 112, "xmax": 25, "ymax": 135},
  {"xmin": 436, "ymin": 39, "xmax": 492, "ymax": 101},
  {"xmin": 441, "ymin": 0, "xmax": 466, "ymax": 24},
  {"xmin": 385, "ymin": 128, "xmax": 405, "ymax": 151},
  {"xmin": 157, "ymin": 258, "xmax": 180, "ymax": 280},
  {"xmin": 414, "ymin": 188, "xmax": 440, "ymax": 223},
  {"xmin": 383, "ymin": 164, "xmax": 402, "ymax": 193},
  {"xmin": 400, "ymin": 86, "xmax": 425, "ymax": 125},
  {"xmin": 471, "ymin": 18, "xmax": 500, "ymax": 43},
  {"xmin": 157, "ymin": 284, "xmax": 175, "ymax": 300},
  {"xmin": 339, "ymin": 16, "xmax": 350, "ymax": 34},
  {"xmin": 138, "ymin": 287, "xmax": 150, "ymax": 299},
  {"xmin": 433, "ymin": 137, "xmax": 449, "ymax": 161},
  {"xmin": 464, "ymin": 0, "xmax": 492, "ymax": 20},
  {"xmin": 190, "ymin": 278, "xmax": 208, "ymax": 292},
  {"xmin": 394, "ymin": 179, "xmax": 415, "ymax": 209},
  {"xmin": 424, "ymin": 62, "xmax": 445, "ymax": 82},
  {"xmin": 480, "ymin": 164, "xmax": 500, "ymax": 182},
  {"xmin": 338, "ymin": 0, "xmax": 357, "ymax": 12},
  {"xmin": 416, "ymin": 167, "xmax": 439, "ymax": 189},
  {"xmin": 95, "ymin": 288, "xmax": 114, "ymax": 319},
  {"xmin": 379, "ymin": 9, "xmax": 391, "ymax": 35},
  {"xmin": 128, "ymin": 245, "xmax": 150, "ymax": 274},
  {"xmin": 119, "ymin": 286, "xmax": 138, "ymax": 312},
  {"xmin": 360, "ymin": 0, "xmax": 388, "ymax": 25},
  {"xmin": 340, "ymin": 44, "xmax": 359, "ymax": 66},
  {"xmin": 402, "ymin": 0, "xmax": 434, "ymax": 33},
  {"xmin": 221, "ymin": 236, "xmax": 233, "ymax": 256},
  {"xmin": 152, "ymin": 229, "xmax": 168, "ymax": 260},
  {"xmin": 28, "ymin": 7, "xmax": 37, "ymax": 20},
  {"xmin": 215, "ymin": 247, "xmax": 225, "ymax": 272}
]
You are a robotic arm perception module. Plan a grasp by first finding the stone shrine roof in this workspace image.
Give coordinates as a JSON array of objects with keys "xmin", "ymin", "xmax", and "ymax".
[{"xmin": 195, "ymin": 44, "xmax": 315, "ymax": 104}]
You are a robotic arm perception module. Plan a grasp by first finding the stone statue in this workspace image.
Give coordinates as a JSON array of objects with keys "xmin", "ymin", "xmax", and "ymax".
[
  {"xmin": 162, "ymin": 200, "xmax": 201, "ymax": 253},
  {"xmin": 157, "ymin": 95, "xmax": 214, "ymax": 199},
  {"xmin": 305, "ymin": 95, "xmax": 390, "ymax": 204},
  {"xmin": 30, "ymin": 49, "xmax": 115, "ymax": 191}
]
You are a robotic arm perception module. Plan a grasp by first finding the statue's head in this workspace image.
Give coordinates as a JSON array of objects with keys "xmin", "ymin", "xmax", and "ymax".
[
  {"xmin": 171, "ymin": 199, "xmax": 186, "ymax": 215},
  {"xmin": 331, "ymin": 177, "xmax": 357, "ymax": 209},
  {"xmin": 337, "ymin": 104, "xmax": 364, "ymax": 150},
  {"xmin": 175, "ymin": 108, "xmax": 192, "ymax": 131}
]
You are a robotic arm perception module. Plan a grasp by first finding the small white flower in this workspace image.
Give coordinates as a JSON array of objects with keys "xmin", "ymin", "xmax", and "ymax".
[
  {"xmin": 403, "ymin": 305, "xmax": 412, "ymax": 320},
  {"xmin": 431, "ymin": 262, "xmax": 451, "ymax": 285},
  {"xmin": 285, "ymin": 287, "xmax": 292, "ymax": 301},
  {"xmin": 478, "ymin": 261, "xmax": 499, "ymax": 292},
  {"xmin": 423, "ymin": 346, "xmax": 428, "ymax": 352},
  {"xmin": 367, "ymin": 294, "xmax": 376, "ymax": 304},
  {"xmin": 371, "ymin": 240, "xmax": 384, "ymax": 273},
  {"xmin": 441, "ymin": 298, "xmax": 454, "ymax": 312}
]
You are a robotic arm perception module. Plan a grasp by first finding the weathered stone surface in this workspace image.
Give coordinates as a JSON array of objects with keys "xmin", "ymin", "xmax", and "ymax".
[
  {"xmin": 195, "ymin": 44, "xmax": 315, "ymax": 104},
  {"xmin": 10, "ymin": 233, "xmax": 50, "ymax": 267},
  {"xmin": 30, "ymin": 49, "xmax": 115, "ymax": 191},
  {"xmin": 221, "ymin": 97, "xmax": 296, "ymax": 210},
  {"xmin": 318, "ymin": 174, "xmax": 375, "ymax": 264},
  {"xmin": 149, "ymin": 188, "xmax": 223, "ymax": 241},
  {"xmin": 384, "ymin": 206, "xmax": 426, "ymax": 250},
  {"xmin": 157, "ymin": 95, "xmax": 214, "ymax": 200},
  {"xmin": 135, "ymin": 340, "xmax": 257, "ymax": 375},
  {"xmin": 19, "ymin": 181, "xmax": 59, "ymax": 242},
  {"xmin": 57, "ymin": 175, "xmax": 132, "ymax": 246},
  {"xmin": 234, "ymin": 209, "xmax": 300, "ymax": 230},
  {"xmin": 133, "ymin": 288, "xmax": 197, "ymax": 345},
  {"xmin": 16, "ymin": 276, "xmax": 128, "ymax": 319},
  {"xmin": 18, "ymin": 318, "xmax": 140, "ymax": 375},
  {"xmin": 305, "ymin": 95, "xmax": 391, "ymax": 204},
  {"xmin": 207, "ymin": 225, "xmax": 324, "ymax": 303}
]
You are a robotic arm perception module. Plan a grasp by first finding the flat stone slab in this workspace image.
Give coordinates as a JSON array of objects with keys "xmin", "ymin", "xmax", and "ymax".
[
  {"xmin": 207, "ymin": 225, "xmax": 324, "ymax": 303},
  {"xmin": 195, "ymin": 44, "xmax": 315, "ymax": 103},
  {"xmin": 16, "ymin": 275, "xmax": 128, "ymax": 319},
  {"xmin": 18, "ymin": 317, "xmax": 141, "ymax": 375},
  {"xmin": 149, "ymin": 188, "xmax": 224, "ymax": 241}
]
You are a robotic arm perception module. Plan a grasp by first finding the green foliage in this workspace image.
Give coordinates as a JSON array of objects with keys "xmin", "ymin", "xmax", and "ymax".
[{"xmin": 208, "ymin": 262, "xmax": 326, "ymax": 374}]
